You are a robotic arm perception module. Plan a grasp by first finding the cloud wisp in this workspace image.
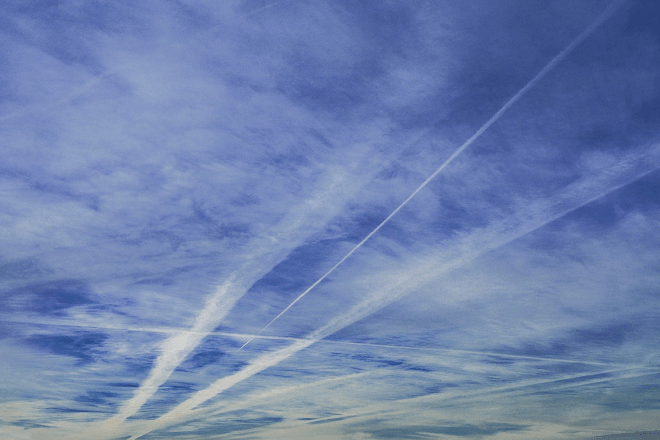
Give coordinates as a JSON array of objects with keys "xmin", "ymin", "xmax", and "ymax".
[
  {"xmin": 237, "ymin": 0, "xmax": 626, "ymax": 352},
  {"xmin": 3, "ymin": 2, "xmax": 659, "ymax": 439},
  {"xmin": 266, "ymin": 366, "xmax": 660, "ymax": 440},
  {"xmin": 121, "ymin": 137, "xmax": 660, "ymax": 440},
  {"xmin": 2, "ymin": 315, "xmax": 629, "ymax": 369},
  {"xmin": 97, "ymin": 157, "xmax": 392, "ymax": 430}
]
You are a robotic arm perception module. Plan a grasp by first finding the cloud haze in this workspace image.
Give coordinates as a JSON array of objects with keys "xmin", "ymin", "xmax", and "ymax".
[{"xmin": 1, "ymin": 1, "xmax": 659, "ymax": 439}]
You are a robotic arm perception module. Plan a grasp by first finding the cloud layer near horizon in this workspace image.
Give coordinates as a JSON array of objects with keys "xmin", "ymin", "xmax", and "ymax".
[{"xmin": 1, "ymin": 1, "xmax": 659, "ymax": 439}]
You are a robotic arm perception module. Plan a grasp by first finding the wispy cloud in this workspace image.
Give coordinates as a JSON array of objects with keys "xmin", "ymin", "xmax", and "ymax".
[
  {"xmin": 237, "ymin": 0, "xmax": 626, "ymax": 352},
  {"xmin": 3, "ymin": 1, "xmax": 659, "ymax": 439},
  {"xmin": 100, "ymin": 151, "xmax": 397, "ymax": 427},
  {"xmin": 122, "ymin": 139, "xmax": 660, "ymax": 439}
]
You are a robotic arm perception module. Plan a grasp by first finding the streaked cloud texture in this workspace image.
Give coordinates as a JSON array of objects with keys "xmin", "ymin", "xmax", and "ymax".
[{"xmin": 1, "ymin": 1, "xmax": 659, "ymax": 439}]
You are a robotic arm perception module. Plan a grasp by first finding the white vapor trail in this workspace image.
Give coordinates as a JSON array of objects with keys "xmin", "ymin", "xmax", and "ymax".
[
  {"xmin": 237, "ymin": 0, "xmax": 627, "ymax": 352},
  {"xmin": 99, "ymin": 164, "xmax": 389, "ymax": 430},
  {"xmin": 1, "ymin": 316, "xmax": 624, "ymax": 367},
  {"xmin": 0, "ymin": 317, "xmax": 623, "ymax": 367},
  {"xmin": 123, "ymin": 138, "xmax": 660, "ymax": 440},
  {"xmin": 157, "ymin": 371, "xmax": 378, "ymax": 432},
  {"xmin": 100, "ymin": 277, "xmax": 241, "ymax": 430},
  {"xmin": 100, "ymin": 1, "xmax": 630, "ymax": 436},
  {"xmin": 278, "ymin": 367, "xmax": 660, "ymax": 432}
]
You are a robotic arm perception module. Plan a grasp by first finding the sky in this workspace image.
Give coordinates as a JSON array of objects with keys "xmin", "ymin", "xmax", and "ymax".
[{"xmin": 1, "ymin": 0, "xmax": 659, "ymax": 439}]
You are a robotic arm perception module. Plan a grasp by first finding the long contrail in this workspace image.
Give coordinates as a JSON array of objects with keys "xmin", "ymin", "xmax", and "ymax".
[
  {"xmin": 124, "ymin": 139, "xmax": 660, "ymax": 439},
  {"xmin": 6, "ymin": 316, "xmax": 625, "ymax": 368},
  {"xmin": 1, "ymin": 316, "xmax": 619, "ymax": 366},
  {"xmin": 141, "ymin": 371, "xmax": 379, "ymax": 438},
  {"xmin": 278, "ymin": 367, "xmax": 659, "ymax": 432},
  {"xmin": 115, "ymin": 1, "xmax": 630, "ymax": 436},
  {"xmin": 100, "ymin": 162, "xmax": 391, "ymax": 429},
  {"xmin": 237, "ymin": 0, "xmax": 626, "ymax": 352},
  {"xmin": 123, "ymin": 146, "xmax": 659, "ymax": 440}
]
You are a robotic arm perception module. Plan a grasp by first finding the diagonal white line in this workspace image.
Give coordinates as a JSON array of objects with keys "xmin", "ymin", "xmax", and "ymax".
[
  {"xmin": 237, "ymin": 0, "xmax": 627, "ymax": 352},
  {"xmin": 123, "ymin": 143, "xmax": 660, "ymax": 440},
  {"xmin": 80, "ymin": 2, "xmax": 633, "ymax": 438},
  {"xmin": 100, "ymin": 153, "xmax": 392, "ymax": 429}
]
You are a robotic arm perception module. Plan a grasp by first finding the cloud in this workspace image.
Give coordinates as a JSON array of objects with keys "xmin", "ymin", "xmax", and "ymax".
[
  {"xmin": 24, "ymin": 331, "xmax": 108, "ymax": 366},
  {"xmin": 117, "ymin": 137, "xmax": 660, "ymax": 439},
  {"xmin": 238, "ymin": 0, "xmax": 626, "ymax": 351},
  {"xmin": 2, "ymin": 1, "xmax": 660, "ymax": 439},
  {"xmin": 357, "ymin": 422, "xmax": 529, "ymax": 439}
]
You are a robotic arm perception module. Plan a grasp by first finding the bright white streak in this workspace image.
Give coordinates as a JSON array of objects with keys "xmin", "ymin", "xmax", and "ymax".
[
  {"xmin": 101, "ymin": 165, "xmax": 385, "ymax": 429},
  {"xmin": 126, "ymin": 139, "xmax": 660, "ymax": 440},
  {"xmin": 237, "ymin": 0, "xmax": 626, "ymax": 352},
  {"xmin": 100, "ymin": 277, "xmax": 241, "ymax": 430},
  {"xmin": 149, "ymin": 371, "xmax": 378, "ymax": 436}
]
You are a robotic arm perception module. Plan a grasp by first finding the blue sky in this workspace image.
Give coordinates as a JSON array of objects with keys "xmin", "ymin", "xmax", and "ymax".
[{"xmin": 1, "ymin": 1, "xmax": 659, "ymax": 439}]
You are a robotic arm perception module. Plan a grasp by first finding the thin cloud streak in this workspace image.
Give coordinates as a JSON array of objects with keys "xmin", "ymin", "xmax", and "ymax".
[
  {"xmin": 237, "ymin": 0, "xmax": 626, "ymax": 352},
  {"xmin": 0, "ymin": 62, "xmax": 135, "ymax": 123},
  {"xmin": 164, "ymin": 371, "xmax": 378, "ymax": 434},
  {"xmin": 0, "ymin": 317, "xmax": 624, "ymax": 367},
  {"xmin": 276, "ymin": 367, "xmax": 659, "ymax": 433},
  {"xmin": 125, "ymin": 141, "xmax": 660, "ymax": 440},
  {"xmin": 73, "ymin": 372, "xmax": 377, "ymax": 440},
  {"xmin": 101, "ymin": 164, "xmax": 386, "ymax": 429},
  {"xmin": 2, "ymin": 2, "xmax": 658, "ymax": 439},
  {"xmin": 384, "ymin": 368, "xmax": 660, "ymax": 416}
]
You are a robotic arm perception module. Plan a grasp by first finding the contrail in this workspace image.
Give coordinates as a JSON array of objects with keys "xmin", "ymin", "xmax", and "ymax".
[
  {"xmin": 4, "ymin": 316, "xmax": 625, "ymax": 367},
  {"xmin": 232, "ymin": 368, "xmax": 660, "ymax": 439},
  {"xmin": 124, "ymin": 141, "xmax": 659, "ymax": 439},
  {"xmin": 101, "ymin": 148, "xmax": 396, "ymax": 429},
  {"xmin": 315, "ymin": 340, "xmax": 623, "ymax": 367},
  {"xmin": 141, "ymin": 371, "xmax": 378, "ymax": 438},
  {"xmin": 390, "ymin": 368, "xmax": 660, "ymax": 413},
  {"xmin": 71, "ymin": 372, "xmax": 376, "ymax": 440},
  {"xmin": 100, "ymin": 277, "xmax": 242, "ymax": 431},
  {"xmin": 279, "ymin": 367, "xmax": 659, "ymax": 431},
  {"xmin": 237, "ymin": 0, "xmax": 626, "ymax": 352},
  {"xmin": 113, "ymin": 1, "xmax": 632, "ymax": 436}
]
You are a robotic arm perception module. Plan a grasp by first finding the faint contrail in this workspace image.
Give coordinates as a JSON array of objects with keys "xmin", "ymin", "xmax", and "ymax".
[
  {"xmin": 237, "ymin": 0, "xmax": 626, "ymax": 352},
  {"xmin": 5, "ymin": 317, "xmax": 624, "ymax": 367},
  {"xmin": 317, "ymin": 340, "xmax": 622, "ymax": 367},
  {"xmin": 120, "ymin": 1, "xmax": 631, "ymax": 436},
  {"xmin": 132, "ymin": 371, "xmax": 378, "ymax": 440},
  {"xmin": 74, "ymin": 372, "xmax": 376, "ymax": 440},
  {"xmin": 0, "ymin": 62, "xmax": 135, "ymax": 123},
  {"xmin": 124, "ymin": 141, "xmax": 659, "ymax": 439},
  {"xmin": 101, "ymin": 154, "xmax": 392, "ymax": 429},
  {"xmin": 394, "ymin": 368, "xmax": 660, "ymax": 412},
  {"xmin": 280, "ymin": 367, "xmax": 659, "ymax": 430}
]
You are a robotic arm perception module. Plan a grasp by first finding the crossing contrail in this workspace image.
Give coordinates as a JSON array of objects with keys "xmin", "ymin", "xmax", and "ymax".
[
  {"xmin": 100, "ymin": 163, "xmax": 389, "ymax": 430},
  {"xmin": 237, "ymin": 0, "xmax": 627, "ymax": 352},
  {"xmin": 100, "ymin": 1, "xmax": 631, "ymax": 437},
  {"xmin": 123, "ymin": 138, "xmax": 659, "ymax": 440},
  {"xmin": 277, "ymin": 367, "xmax": 659, "ymax": 432}
]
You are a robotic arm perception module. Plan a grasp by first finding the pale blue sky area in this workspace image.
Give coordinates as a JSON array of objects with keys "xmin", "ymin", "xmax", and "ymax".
[{"xmin": 1, "ymin": 1, "xmax": 659, "ymax": 439}]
